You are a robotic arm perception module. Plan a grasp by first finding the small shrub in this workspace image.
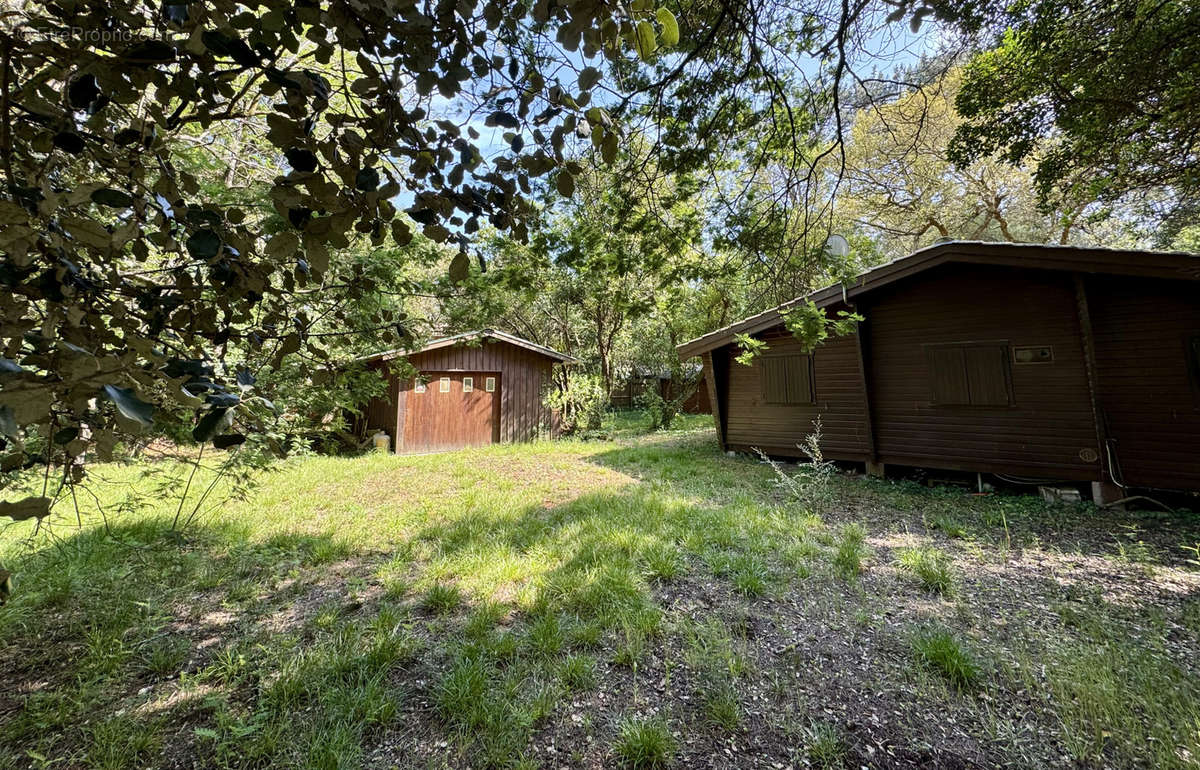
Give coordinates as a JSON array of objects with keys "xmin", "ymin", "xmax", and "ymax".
[
  {"xmin": 421, "ymin": 583, "xmax": 463, "ymax": 615},
  {"xmin": 756, "ymin": 418, "xmax": 836, "ymax": 513},
  {"xmin": 545, "ymin": 373, "xmax": 607, "ymax": 436},
  {"xmin": 613, "ymin": 716, "xmax": 676, "ymax": 768},
  {"xmin": 897, "ymin": 546, "xmax": 955, "ymax": 595},
  {"xmin": 911, "ymin": 627, "xmax": 978, "ymax": 690}
]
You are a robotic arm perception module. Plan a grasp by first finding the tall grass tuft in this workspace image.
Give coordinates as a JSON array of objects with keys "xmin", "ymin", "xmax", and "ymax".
[
  {"xmin": 832, "ymin": 523, "xmax": 868, "ymax": 579},
  {"xmin": 911, "ymin": 627, "xmax": 978, "ymax": 690},
  {"xmin": 613, "ymin": 716, "xmax": 676, "ymax": 768},
  {"xmin": 897, "ymin": 546, "xmax": 955, "ymax": 594}
]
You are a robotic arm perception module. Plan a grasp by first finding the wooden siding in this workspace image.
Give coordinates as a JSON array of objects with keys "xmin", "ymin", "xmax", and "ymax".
[
  {"xmin": 723, "ymin": 327, "xmax": 871, "ymax": 459},
  {"xmin": 360, "ymin": 373, "xmax": 400, "ymax": 443},
  {"xmin": 865, "ymin": 264, "xmax": 1100, "ymax": 478},
  {"xmin": 402, "ymin": 371, "xmax": 500, "ymax": 452},
  {"xmin": 1086, "ymin": 275, "xmax": 1200, "ymax": 490},
  {"xmin": 361, "ymin": 337, "xmax": 558, "ymax": 452}
]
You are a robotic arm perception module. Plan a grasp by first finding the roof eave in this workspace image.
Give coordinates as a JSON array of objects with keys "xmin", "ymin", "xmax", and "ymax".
[
  {"xmin": 359, "ymin": 328, "xmax": 577, "ymax": 364},
  {"xmin": 677, "ymin": 241, "xmax": 1200, "ymax": 358}
]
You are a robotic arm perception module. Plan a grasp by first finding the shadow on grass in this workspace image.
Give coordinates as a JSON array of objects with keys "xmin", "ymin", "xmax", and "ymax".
[{"xmin": 3, "ymin": 431, "xmax": 1200, "ymax": 769}]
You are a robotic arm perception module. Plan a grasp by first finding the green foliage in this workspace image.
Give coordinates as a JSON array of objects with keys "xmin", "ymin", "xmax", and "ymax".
[
  {"xmin": 0, "ymin": 0, "xmax": 686, "ymax": 521},
  {"xmin": 843, "ymin": 65, "xmax": 1145, "ymax": 257},
  {"xmin": 897, "ymin": 546, "xmax": 955, "ymax": 595},
  {"xmin": 950, "ymin": 0, "xmax": 1200, "ymax": 203},
  {"xmin": 804, "ymin": 720, "xmax": 848, "ymax": 769},
  {"xmin": 781, "ymin": 301, "xmax": 862, "ymax": 353},
  {"xmin": 831, "ymin": 523, "xmax": 868, "ymax": 579},
  {"xmin": 733, "ymin": 304, "xmax": 861, "ymax": 367},
  {"xmin": 733, "ymin": 334, "xmax": 769, "ymax": 367},
  {"xmin": 911, "ymin": 627, "xmax": 979, "ymax": 690},
  {"xmin": 641, "ymin": 542, "xmax": 685, "ymax": 582},
  {"xmin": 545, "ymin": 373, "xmax": 609, "ymax": 436},
  {"xmin": 443, "ymin": 146, "xmax": 721, "ymax": 404},
  {"xmin": 421, "ymin": 584, "xmax": 464, "ymax": 615},
  {"xmin": 557, "ymin": 654, "xmax": 598, "ymax": 692},
  {"xmin": 613, "ymin": 716, "xmax": 676, "ymax": 768}
]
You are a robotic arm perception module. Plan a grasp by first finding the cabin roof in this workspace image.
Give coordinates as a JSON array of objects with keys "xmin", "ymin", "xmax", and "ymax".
[
  {"xmin": 677, "ymin": 241, "xmax": 1200, "ymax": 358},
  {"xmin": 361, "ymin": 329, "xmax": 578, "ymax": 364}
]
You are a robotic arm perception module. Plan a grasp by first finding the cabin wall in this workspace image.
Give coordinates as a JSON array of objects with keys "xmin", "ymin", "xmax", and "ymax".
[
  {"xmin": 1086, "ymin": 275, "xmax": 1200, "ymax": 491},
  {"xmin": 865, "ymin": 263, "xmax": 1099, "ymax": 479},
  {"xmin": 403, "ymin": 342, "xmax": 557, "ymax": 446},
  {"xmin": 722, "ymin": 328, "xmax": 872, "ymax": 460},
  {"xmin": 359, "ymin": 368, "xmax": 401, "ymax": 442}
]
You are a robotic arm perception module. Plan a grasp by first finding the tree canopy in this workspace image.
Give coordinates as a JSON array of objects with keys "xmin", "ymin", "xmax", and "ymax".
[{"xmin": 950, "ymin": 0, "xmax": 1200, "ymax": 204}]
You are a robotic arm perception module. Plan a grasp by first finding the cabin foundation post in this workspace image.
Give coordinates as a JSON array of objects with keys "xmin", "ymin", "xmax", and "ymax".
[
  {"xmin": 865, "ymin": 460, "xmax": 885, "ymax": 478},
  {"xmin": 1090, "ymin": 481, "xmax": 1124, "ymax": 507}
]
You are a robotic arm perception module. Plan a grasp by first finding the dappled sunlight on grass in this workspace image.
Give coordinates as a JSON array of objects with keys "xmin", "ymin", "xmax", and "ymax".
[{"xmin": 2, "ymin": 424, "xmax": 1200, "ymax": 768}]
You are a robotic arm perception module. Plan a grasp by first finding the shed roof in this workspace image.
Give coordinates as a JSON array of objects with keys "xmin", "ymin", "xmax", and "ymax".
[
  {"xmin": 677, "ymin": 241, "xmax": 1200, "ymax": 358},
  {"xmin": 362, "ymin": 329, "xmax": 578, "ymax": 364}
]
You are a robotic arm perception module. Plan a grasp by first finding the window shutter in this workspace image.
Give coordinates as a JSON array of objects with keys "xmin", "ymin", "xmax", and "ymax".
[
  {"xmin": 965, "ymin": 345, "xmax": 1010, "ymax": 406},
  {"xmin": 789, "ymin": 356, "xmax": 813, "ymax": 403},
  {"xmin": 927, "ymin": 346, "xmax": 970, "ymax": 405},
  {"xmin": 761, "ymin": 355, "xmax": 814, "ymax": 405},
  {"xmin": 927, "ymin": 342, "xmax": 1012, "ymax": 406}
]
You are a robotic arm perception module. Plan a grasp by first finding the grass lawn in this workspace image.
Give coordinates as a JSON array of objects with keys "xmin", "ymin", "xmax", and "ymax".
[{"xmin": 3, "ymin": 411, "xmax": 1200, "ymax": 769}]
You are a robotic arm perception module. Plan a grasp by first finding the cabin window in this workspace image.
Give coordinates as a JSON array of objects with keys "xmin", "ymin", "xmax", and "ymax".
[
  {"xmin": 439, "ymin": 376, "xmax": 451, "ymax": 393},
  {"xmin": 760, "ymin": 354, "xmax": 814, "ymax": 405},
  {"xmin": 925, "ymin": 342, "xmax": 1012, "ymax": 406},
  {"xmin": 413, "ymin": 379, "xmax": 426, "ymax": 393},
  {"xmin": 485, "ymin": 376, "xmax": 496, "ymax": 392},
  {"xmin": 462, "ymin": 376, "xmax": 473, "ymax": 392}
]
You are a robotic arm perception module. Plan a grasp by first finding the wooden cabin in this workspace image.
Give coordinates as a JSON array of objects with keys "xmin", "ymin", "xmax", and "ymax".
[
  {"xmin": 679, "ymin": 242, "xmax": 1200, "ymax": 502},
  {"xmin": 358, "ymin": 329, "xmax": 575, "ymax": 453},
  {"xmin": 609, "ymin": 368, "xmax": 712, "ymax": 414}
]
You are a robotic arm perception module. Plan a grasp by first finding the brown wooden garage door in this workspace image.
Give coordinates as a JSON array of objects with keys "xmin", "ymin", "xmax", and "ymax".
[{"xmin": 402, "ymin": 372, "xmax": 500, "ymax": 452}]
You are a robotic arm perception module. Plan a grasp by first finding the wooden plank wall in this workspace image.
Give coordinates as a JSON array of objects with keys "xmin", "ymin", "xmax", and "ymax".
[
  {"xmin": 722, "ymin": 327, "xmax": 871, "ymax": 460},
  {"xmin": 1086, "ymin": 275, "xmax": 1200, "ymax": 490},
  {"xmin": 359, "ymin": 369, "xmax": 401, "ymax": 440},
  {"xmin": 865, "ymin": 263, "xmax": 1099, "ymax": 479},
  {"xmin": 400, "ymin": 340, "xmax": 557, "ymax": 446}
]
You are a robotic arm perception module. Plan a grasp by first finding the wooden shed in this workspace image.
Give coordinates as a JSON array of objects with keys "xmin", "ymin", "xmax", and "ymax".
[
  {"xmin": 609, "ymin": 367, "xmax": 712, "ymax": 414},
  {"xmin": 358, "ymin": 329, "xmax": 575, "ymax": 453},
  {"xmin": 679, "ymin": 242, "xmax": 1200, "ymax": 502}
]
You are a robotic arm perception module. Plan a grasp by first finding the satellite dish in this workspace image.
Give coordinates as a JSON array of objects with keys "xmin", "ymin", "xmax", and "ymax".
[{"xmin": 823, "ymin": 234, "xmax": 850, "ymax": 258}]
